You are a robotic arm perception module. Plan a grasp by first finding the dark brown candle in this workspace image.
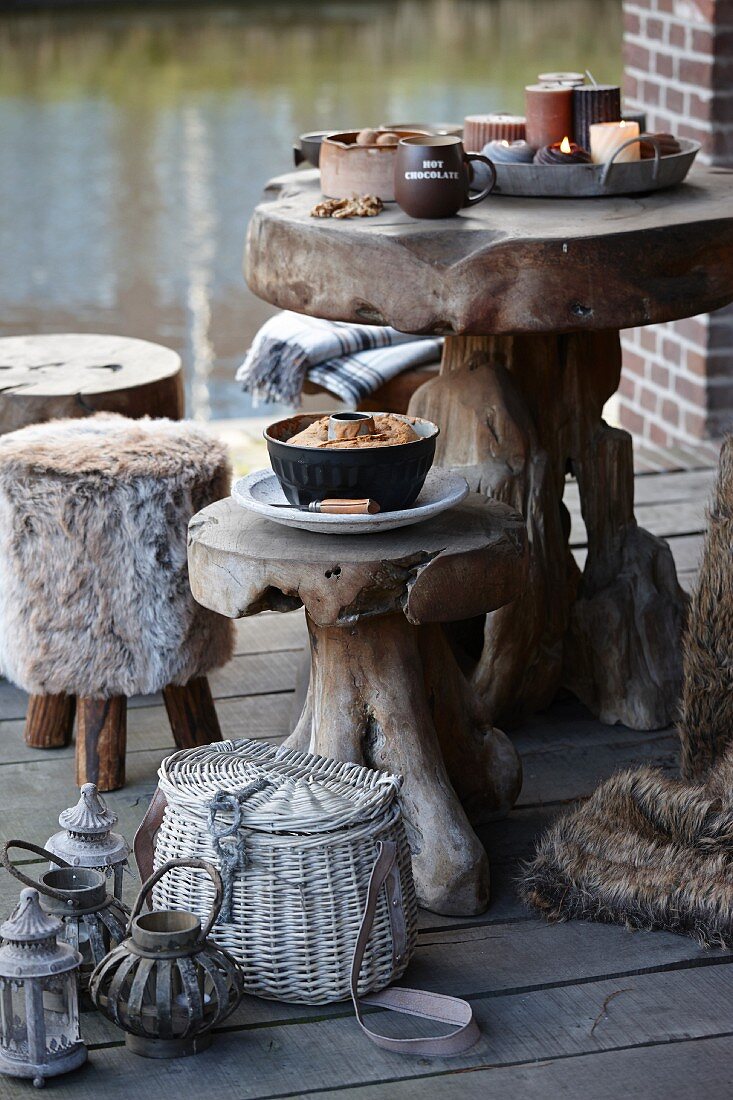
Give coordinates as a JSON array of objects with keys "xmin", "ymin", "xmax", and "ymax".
[
  {"xmin": 524, "ymin": 84, "xmax": 574, "ymax": 149},
  {"xmin": 572, "ymin": 84, "xmax": 622, "ymax": 153}
]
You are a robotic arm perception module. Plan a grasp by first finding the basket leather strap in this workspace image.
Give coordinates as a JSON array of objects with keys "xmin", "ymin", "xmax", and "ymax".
[
  {"xmin": 133, "ymin": 785, "xmax": 168, "ymax": 888},
  {"xmin": 350, "ymin": 841, "xmax": 480, "ymax": 1057}
]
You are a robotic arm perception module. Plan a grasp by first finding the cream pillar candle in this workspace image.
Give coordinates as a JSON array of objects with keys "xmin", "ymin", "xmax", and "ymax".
[{"xmin": 589, "ymin": 120, "xmax": 640, "ymax": 164}]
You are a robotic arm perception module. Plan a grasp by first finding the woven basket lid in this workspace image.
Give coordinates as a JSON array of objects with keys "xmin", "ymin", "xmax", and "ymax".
[{"xmin": 158, "ymin": 739, "xmax": 402, "ymax": 835}]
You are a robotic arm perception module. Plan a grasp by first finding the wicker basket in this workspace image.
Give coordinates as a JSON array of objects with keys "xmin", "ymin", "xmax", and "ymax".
[{"xmin": 145, "ymin": 739, "xmax": 418, "ymax": 1005}]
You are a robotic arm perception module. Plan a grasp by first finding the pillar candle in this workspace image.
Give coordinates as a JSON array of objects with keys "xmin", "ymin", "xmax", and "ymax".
[
  {"xmin": 589, "ymin": 120, "xmax": 640, "ymax": 164},
  {"xmin": 463, "ymin": 114, "xmax": 526, "ymax": 151},
  {"xmin": 524, "ymin": 84, "xmax": 574, "ymax": 149},
  {"xmin": 572, "ymin": 84, "xmax": 622, "ymax": 152}
]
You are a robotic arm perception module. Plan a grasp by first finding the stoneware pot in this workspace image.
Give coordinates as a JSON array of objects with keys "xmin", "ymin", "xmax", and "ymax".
[
  {"xmin": 265, "ymin": 412, "xmax": 439, "ymax": 511},
  {"xmin": 319, "ymin": 130, "xmax": 430, "ymax": 201},
  {"xmin": 394, "ymin": 134, "xmax": 497, "ymax": 218}
]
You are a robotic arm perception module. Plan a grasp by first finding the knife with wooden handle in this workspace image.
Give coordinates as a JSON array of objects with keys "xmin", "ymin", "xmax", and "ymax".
[{"xmin": 270, "ymin": 498, "xmax": 380, "ymax": 515}]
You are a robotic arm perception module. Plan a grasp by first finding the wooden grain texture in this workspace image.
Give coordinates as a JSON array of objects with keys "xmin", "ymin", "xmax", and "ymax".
[
  {"xmin": 190, "ymin": 493, "xmax": 530, "ymax": 914},
  {"xmin": 162, "ymin": 676, "xmax": 223, "ymax": 750},
  {"xmin": 188, "ymin": 495, "xmax": 527, "ymax": 628},
  {"xmin": 245, "ymin": 167, "xmax": 733, "ymax": 335},
  {"xmin": 75, "ymin": 695, "xmax": 127, "ymax": 792},
  {"xmin": 23, "ymin": 693, "xmax": 75, "ymax": 748},
  {"xmin": 305, "ymin": 1035, "xmax": 733, "ymax": 1099},
  {"xmin": 0, "ymin": 333, "xmax": 184, "ymax": 432},
  {"xmin": 409, "ymin": 331, "xmax": 687, "ymax": 731},
  {"xmin": 34, "ymin": 965, "xmax": 733, "ymax": 1099}
]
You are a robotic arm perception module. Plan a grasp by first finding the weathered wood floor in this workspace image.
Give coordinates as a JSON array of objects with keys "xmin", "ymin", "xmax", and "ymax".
[{"xmin": 0, "ymin": 463, "xmax": 730, "ymax": 1099}]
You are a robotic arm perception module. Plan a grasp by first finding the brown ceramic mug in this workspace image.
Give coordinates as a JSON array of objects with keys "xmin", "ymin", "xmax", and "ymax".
[{"xmin": 394, "ymin": 135, "xmax": 496, "ymax": 219}]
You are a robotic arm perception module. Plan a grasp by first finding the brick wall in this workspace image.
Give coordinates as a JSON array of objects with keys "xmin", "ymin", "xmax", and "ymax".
[{"xmin": 619, "ymin": 0, "xmax": 733, "ymax": 448}]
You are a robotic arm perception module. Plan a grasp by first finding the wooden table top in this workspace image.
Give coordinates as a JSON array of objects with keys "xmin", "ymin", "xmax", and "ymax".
[
  {"xmin": 245, "ymin": 166, "xmax": 733, "ymax": 336},
  {"xmin": 188, "ymin": 495, "xmax": 527, "ymax": 626}
]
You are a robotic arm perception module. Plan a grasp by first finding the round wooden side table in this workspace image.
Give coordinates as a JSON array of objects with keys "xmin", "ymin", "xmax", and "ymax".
[
  {"xmin": 244, "ymin": 166, "xmax": 733, "ymax": 731},
  {"xmin": 0, "ymin": 333, "xmax": 184, "ymax": 432},
  {"xmin": 188, "ymin": 495, "xmax": 528, "ymax": 915}
]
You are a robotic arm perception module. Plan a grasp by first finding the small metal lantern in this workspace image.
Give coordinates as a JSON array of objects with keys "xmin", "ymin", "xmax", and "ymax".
[
  {"xmin": 0, "ymin": 888, "xmax": 86, "ymax": 1088},
  {"xmin": 90, "ymin": 858, "xmax": 243, "ymax": 1058},
  {"xmin": 46, "ymin": 783, "xmax": 130, "ymax": 901},
  {"xmin": 2, "ymin": 840, "xmax": 128, "ymax": 994}
]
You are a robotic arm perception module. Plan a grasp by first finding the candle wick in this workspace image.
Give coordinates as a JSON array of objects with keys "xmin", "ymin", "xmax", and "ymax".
[{"xmin": 585, "ymin": 69, "xmax": 598, "ymax": 87}]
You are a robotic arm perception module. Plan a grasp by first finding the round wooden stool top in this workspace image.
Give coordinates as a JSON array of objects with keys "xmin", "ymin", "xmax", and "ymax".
[
  {"xmin": 0, "ymin": 333, "xmax": 184, "ymax": 433},
  {"xmin": 188, "ymin": 494, "xmax": 528, "ymax": 627}
]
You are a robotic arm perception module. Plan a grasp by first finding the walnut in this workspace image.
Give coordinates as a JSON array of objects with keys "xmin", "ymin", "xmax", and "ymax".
[{"xmin": 310, "ymin": 195, "xmax": 384, "ymax": 219}]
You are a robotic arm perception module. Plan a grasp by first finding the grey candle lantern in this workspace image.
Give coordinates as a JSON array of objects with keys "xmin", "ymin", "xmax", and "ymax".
[
  {"xmin": 46, "ymin": 783, "xmax": 130, "ymax": 901},
  {"xmin": 2, "ymin": 841, "xmax": 128, "ymax": 994},
  {"xmin": 0, "ymin": 888, "xmax": 86, "ymax": 1088},
  {"xmin": 90, "ymin": 858, "xmax": 242, "ymax": 1059}
]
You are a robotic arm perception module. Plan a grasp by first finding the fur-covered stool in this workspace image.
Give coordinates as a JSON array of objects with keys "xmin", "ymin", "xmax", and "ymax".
[{"xmin": 0, "ymin": 413, "xmax": 234, "ymax": 791}]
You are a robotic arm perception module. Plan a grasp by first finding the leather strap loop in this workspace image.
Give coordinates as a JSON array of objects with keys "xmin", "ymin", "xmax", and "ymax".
[{"xmin": 350, "ymin": 841, "xmax": 480, "ymax": 1056}]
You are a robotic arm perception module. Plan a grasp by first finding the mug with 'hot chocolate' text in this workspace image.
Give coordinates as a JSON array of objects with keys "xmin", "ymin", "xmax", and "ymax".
[{"xmin": 394, "ymin": 135, "xmax": 496, "ymax": 219}]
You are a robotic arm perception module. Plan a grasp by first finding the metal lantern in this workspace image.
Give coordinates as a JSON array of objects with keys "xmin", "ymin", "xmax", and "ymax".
[
  {"xmin": 90, "ymin": 858, "xmax": 243, "ymax": 1059},
  {"xmin": 2, "ymin": 840, "xmax": 128, "ymax": 994},
  {"xmin": 0, "ymin": 888, "xmax": 86, "ymax": 1088},
  {"xmin": 46, "ymin": 783, "xmax": 130, "ymax": 901}
]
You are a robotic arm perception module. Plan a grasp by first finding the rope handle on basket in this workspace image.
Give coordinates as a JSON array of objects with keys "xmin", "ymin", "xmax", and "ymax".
[
  {"xmin": 1, "ymin": 839, "xmax": 77, "ymax": 901},
  {"xmin": 130, "ymin": 857, "xmax": 225, "ymax": 943},
  {"xmin": 350, "ymin": 841, "xmax": 481, "ymax": 1057}
]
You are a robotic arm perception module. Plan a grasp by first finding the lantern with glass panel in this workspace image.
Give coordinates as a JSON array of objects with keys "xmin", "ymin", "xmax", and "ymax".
[{"xmin": 0, "ymin": 887, "xmax": 86, "ymax": 1088}]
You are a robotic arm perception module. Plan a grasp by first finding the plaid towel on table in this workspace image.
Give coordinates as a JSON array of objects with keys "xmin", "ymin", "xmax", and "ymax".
[{"xmin": 236, "ymin": 311, "xmax": 443, "ymax": 407}]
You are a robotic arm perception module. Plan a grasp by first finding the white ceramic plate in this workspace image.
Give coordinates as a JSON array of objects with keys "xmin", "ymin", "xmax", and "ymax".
[{"xmin": 232, "ymin": 467, "xmax": 469, "ymax": 535}]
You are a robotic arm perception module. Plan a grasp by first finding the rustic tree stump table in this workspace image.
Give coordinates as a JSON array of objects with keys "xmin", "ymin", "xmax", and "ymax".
[
  {"xmin": 188, "ymin": 495, "xmax": 528, "ymax": 914},
  {"xmin": 244, "ymin": 167, "xmax": 733, "ymax": 731}
]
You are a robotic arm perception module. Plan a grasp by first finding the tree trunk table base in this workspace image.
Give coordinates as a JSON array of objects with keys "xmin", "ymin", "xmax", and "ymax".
[
  {"xmin": 408, "ymin": 331, "xmax": 687, "ymax": 731},
  {"xmin": 188, "ymin": 496, "xmax": 528, "ymax": 915}
]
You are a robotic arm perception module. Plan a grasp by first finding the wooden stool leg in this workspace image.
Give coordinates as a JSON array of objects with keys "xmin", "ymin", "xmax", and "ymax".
[
  {"xmin": 286, "ymin": 611, "xmax": 493, "ymax": 916},
  {"xmin": 76, "ymin": 697, "xmax": 127, "ymax": 792},
  {"xmin": 24, "ymin": 694, "xmax": 76, "ymax": 749},
  {"xmin": 162, "ymin": 677, "xmax": 222, "ymax": 750}
]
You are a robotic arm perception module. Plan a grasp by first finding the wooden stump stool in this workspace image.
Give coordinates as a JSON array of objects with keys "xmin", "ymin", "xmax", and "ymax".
[
  {"xmin": 0, "ymin": 333, "xmax": 184, "ymax": 433},
  {"xmin": 188, "ymin": 495, "xmax": 528, "ymax": 915}
]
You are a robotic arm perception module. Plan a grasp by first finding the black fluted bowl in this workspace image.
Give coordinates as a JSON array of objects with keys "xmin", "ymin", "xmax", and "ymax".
[{"xmin": 265, "ymin": 412, "xmax": 439, "ymax": 512}]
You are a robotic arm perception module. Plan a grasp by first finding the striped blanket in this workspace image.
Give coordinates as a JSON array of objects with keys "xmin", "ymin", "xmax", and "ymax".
[{"xmin": 236, "ymin": 311, "xmax": 442, "ymax": 407}]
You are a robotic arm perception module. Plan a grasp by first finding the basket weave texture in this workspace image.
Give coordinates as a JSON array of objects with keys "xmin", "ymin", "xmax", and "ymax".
[{"xmin": 152, "ymin": 739, "xmax": 418, "ymax": 1004}]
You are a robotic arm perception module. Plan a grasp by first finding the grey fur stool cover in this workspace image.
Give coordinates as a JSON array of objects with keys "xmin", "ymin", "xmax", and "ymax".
[{"xmin": 0, "ymin": 413, "xmax": 233, "ymax": 697}]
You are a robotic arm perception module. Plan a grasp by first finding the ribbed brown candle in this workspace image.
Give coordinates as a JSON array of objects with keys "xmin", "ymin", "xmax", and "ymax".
[
  {"xmin": 463, "ymin": 114, "xmax": 526, "ymax": 151},
  {"xmin": 572, "ymin": 85, "xmax": 621, "ymax": 153},
  {"xmin": 524, "ymin": 85, "xmax": 574, "ymax": 149}
]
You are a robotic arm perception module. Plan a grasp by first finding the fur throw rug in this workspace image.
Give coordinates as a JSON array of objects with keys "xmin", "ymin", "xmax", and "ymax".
[
  {"xmin": 0, "ymin": 414, "xmax": 233, "ymax": 697},
  {"xmin": 520, "ymin": 437, "xmax": 733, "ymax": 946}
]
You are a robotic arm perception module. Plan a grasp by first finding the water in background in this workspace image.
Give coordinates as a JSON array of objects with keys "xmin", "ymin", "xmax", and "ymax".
[{"xmin": 0, "ymin": 1, "xmax": 622, "ymax": 419}]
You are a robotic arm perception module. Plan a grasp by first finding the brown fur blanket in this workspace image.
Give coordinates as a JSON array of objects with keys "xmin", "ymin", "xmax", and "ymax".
[{"xmin": 520, "ymin": 438, "xmax": 733, "ymax": 947}]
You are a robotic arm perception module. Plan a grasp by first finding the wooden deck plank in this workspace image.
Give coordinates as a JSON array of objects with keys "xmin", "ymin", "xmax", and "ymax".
[
  {"xmin": 304, "ymin": 1033, "xmax": 733, "ymax": 1099},
  {"xmin": 233, "ymin": 610, "xmax": 307, "ymax": 656},
  {"xmin": 36, "ymin": 964, "xmax": 733, "ymax": 1099}
]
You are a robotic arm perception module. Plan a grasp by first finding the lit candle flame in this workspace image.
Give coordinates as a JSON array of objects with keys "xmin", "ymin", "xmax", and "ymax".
[{"xmin": 560, "ymin": 136, "xmax": 572, "ymax": 154}]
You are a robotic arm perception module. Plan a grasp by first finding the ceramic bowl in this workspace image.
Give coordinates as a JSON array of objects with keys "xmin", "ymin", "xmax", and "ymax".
[
  {"xmin": 293, "ymin": 131, "xmax": 329, "ymax": 168},
  {"xmin": 319, "ymin": 130, "xmax": 430, "ymax": 202},
  {"xmin": 264, "ymin": 412, "xmax": 439, "ymax": 511}
]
